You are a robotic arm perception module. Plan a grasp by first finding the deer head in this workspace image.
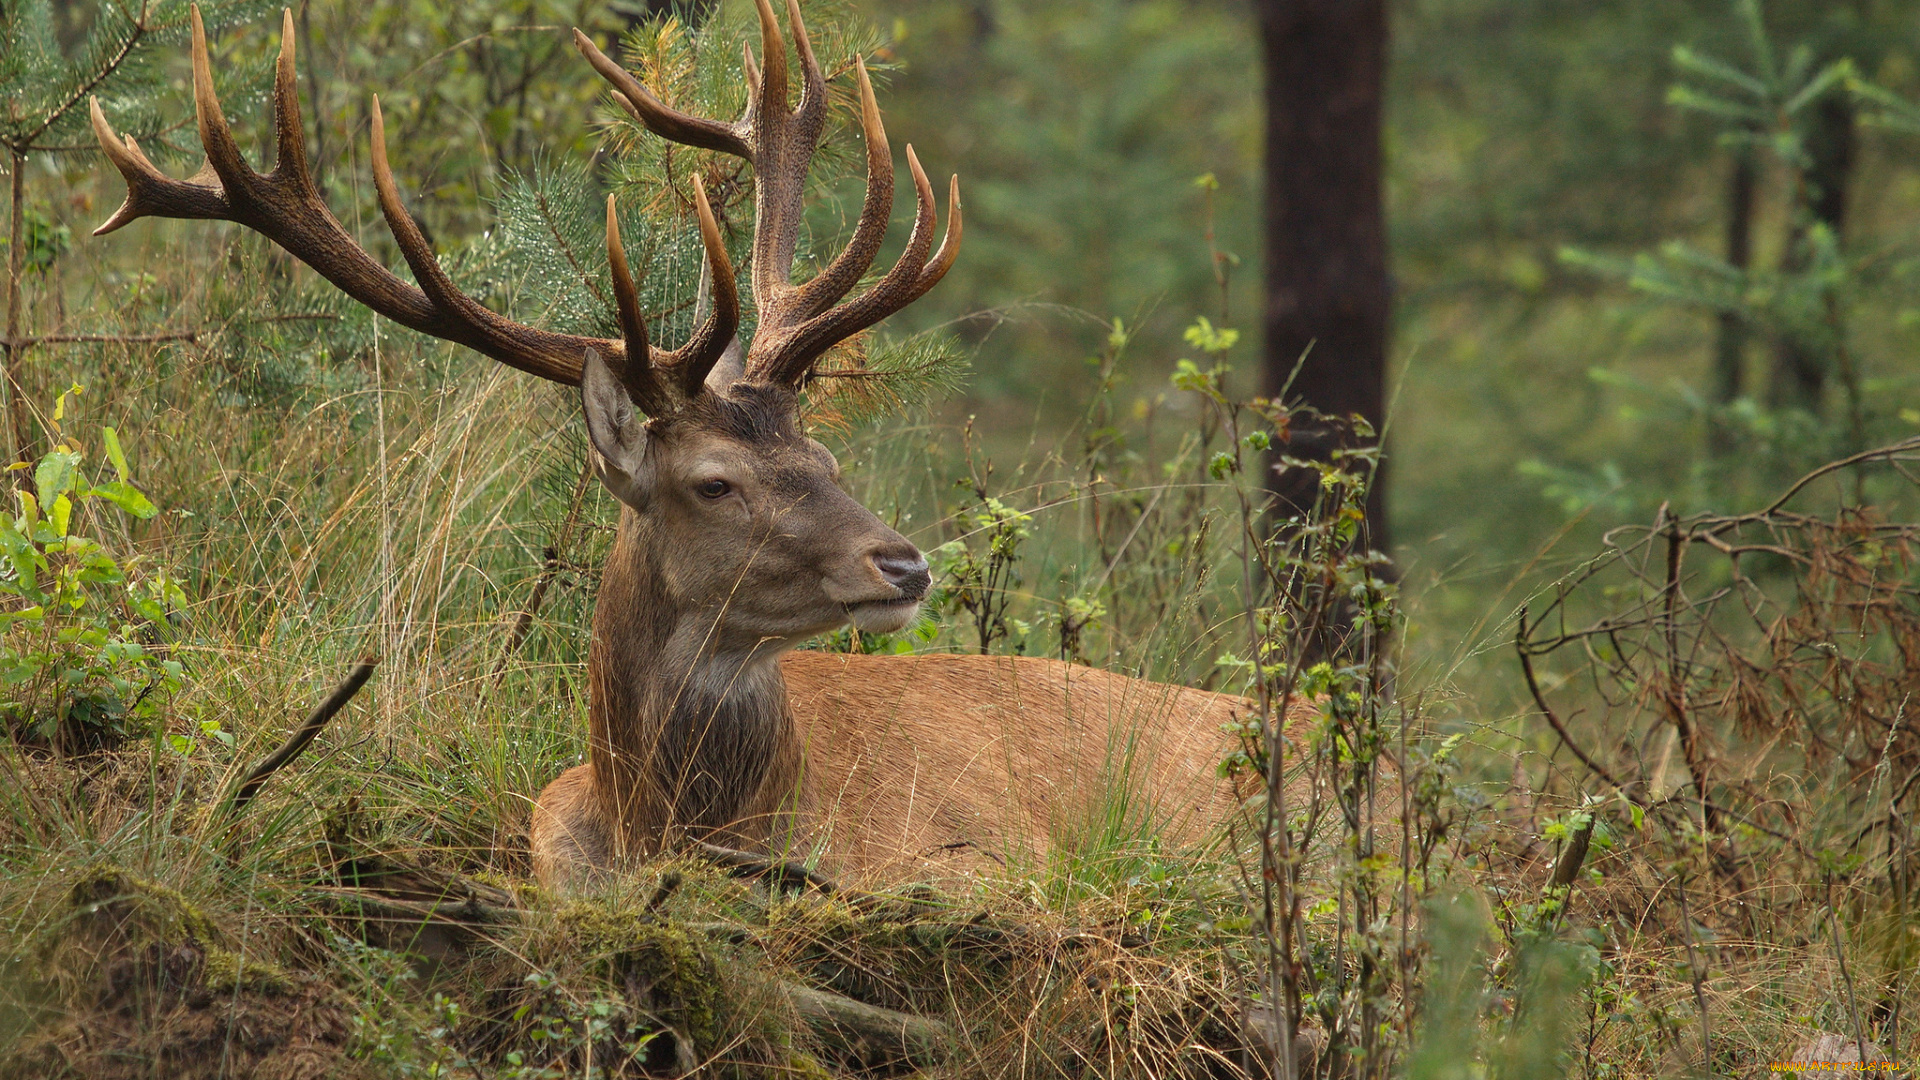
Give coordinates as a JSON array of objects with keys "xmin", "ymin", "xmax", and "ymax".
[{"xmin": 90, "ymin": 0, "xmax": 959, "ymax": 646}]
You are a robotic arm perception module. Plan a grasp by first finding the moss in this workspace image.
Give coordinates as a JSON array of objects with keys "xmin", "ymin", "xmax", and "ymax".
[
  {"xmin": 200, "ymin": 945, "xmax": 292, "ymax": 996},
  {"xmin": 549, "ymin": 900, "xmax": 723, "ymax": 1045},
  {"xmin": 66, "ymin": 864, "xmax": 217, "ymax": 949}
]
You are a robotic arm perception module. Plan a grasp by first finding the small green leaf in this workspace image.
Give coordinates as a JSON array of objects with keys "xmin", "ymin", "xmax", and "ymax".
[
  {"xmin": 102, "ymin": 427, "xmax": 130, "ymax": 482},
  {"xmin": 49, "ymin": 494, "xmax": 71, "ymax": 539},
  {"xmin": 89, "ymin": 482, "xmax": 158, "ymax": 519},
  {"xmin": 34, "ymin": 450, "xmax": 82, "ymax": 502}
]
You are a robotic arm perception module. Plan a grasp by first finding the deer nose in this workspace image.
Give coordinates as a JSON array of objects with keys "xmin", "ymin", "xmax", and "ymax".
[{"xmin": 873, "ymin": 551, "xmax": 931, "ymax": 600}]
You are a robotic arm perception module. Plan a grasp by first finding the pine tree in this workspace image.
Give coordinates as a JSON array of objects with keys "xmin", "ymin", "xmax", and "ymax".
[{"xmin": 1, "ymin": 0, "xmax": 272, "ymax": 460}]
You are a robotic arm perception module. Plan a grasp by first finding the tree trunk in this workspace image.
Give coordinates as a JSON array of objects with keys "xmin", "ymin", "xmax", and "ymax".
[
  {"xmin": 1709, "ymin": 151, "xmax": 1756, "ymax": 455},
  {"xmin": 5, "ymin": 150, "xmax": 34, "ymax": 467},
  {"xmin": 1254, "ymin": 0, "xmax": 1392, "ymax": 551},
  {"xmin": 1770, "ymin": 95, "xmax": 1854, "ymax": 413}
]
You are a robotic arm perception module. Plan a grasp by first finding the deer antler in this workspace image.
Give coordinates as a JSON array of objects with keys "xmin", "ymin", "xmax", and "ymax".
[
  {"xmin": 90, "ymin": 5, "xmax": 735, "ymax": 406},
  {"xmin": 573, "ymin": 0, "xmax": 961, "ymax": 389},
  {"xmin": 604, "ymin": 177, "xmax": 738, "ymax": 413}
]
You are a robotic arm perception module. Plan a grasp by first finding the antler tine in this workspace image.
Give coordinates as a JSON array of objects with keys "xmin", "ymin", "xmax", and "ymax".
[
  {"xmin": 604, "ymin": 195, "xmax": 673, "ymax": 416},
  {"xmin": 742, "ymin": 42, "xmax": 761, "ymax": 114},
  {"xmin": 753, "ymin": 146, "xmax": 962, "ymax": 386},
  {"xmin": 270, "ymin": 8, "xmax": 312, "ymax": 191},
  {"xmin": 90, "ymin": 97, "xmax": 226, "ymax": 233},
  {"xmin": 752, "ymin": 0, "xmax": 789, "ymax": 118},
  {"xmin": 572, "ymin": 29, "xmax": 749, "ymax": 159},
  {"xmin": 189, "ymin": 5, "xmax": 256, "ymax": 197},
  {"xmin": 783, "ymin": 0, "xmax": 828, "ymax": 128},
  {"xmin": 92, "ymin": 5, "xmax": 621, "ymax": 387},
  {"xmin": 918, "ymin": 173, "xmax": 964, "ymax": 295},
  {"xmin": 740, "ymin": 0, "xmax": 827, "ymax": 320},
  {"xmin": 790, "ymin": 56, "xmax": 890, "ymax": 319},
  {"xmin": 658, "ymin": 175, "xmax": 741, "ymax": 397},
  {"xmin": 369, "ymin": 97, "xmax": 511, "ymax": 346},
  {"xmin": 600, "ymin": 179, "xmax": 738, "ymax": 409}
]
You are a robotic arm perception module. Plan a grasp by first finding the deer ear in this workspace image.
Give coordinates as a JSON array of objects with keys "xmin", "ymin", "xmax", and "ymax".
[{"xmin": 581, "ymin": 349, "xmax": 651, "ymax": 504}]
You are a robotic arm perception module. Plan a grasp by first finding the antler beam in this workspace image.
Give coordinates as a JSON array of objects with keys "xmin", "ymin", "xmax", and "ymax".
[
  {"xmin": 90, "ymin": 5, "xmax": 735, "ymax": 405},
  {"xmin": 573, "ymin": 0, "xmax": 961, "ymax": 388}
]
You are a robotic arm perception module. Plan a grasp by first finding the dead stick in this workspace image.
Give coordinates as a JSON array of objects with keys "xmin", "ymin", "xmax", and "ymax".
[
  {"xmin": 1549, "ymin": 817, "xmax": 1595, "ymax": 891},
  {"xmin": 1674, "ymin": 871, "xmax": 1712, "ymax": 1071},
  {"xmin": 1828, "ymin": 872, "xmax": 1872, "ymax": 1067},
  {"xmin": 223, "ymin": 656, "xmax": 380, "ymax": 816},
  {"xmin": 697, "ymin": 841, "xmax": 841, "ymax": 895}
]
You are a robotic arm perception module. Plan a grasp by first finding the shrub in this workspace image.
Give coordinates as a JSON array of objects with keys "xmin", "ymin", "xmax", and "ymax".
[{"xmin": 0, "ymin": 389, "xmax": 188, "ymax": 753}]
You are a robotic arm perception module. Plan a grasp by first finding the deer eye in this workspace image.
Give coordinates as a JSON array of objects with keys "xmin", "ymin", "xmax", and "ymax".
[{"xmin": 696, "ymin": 479, "xmax": 731, "ymax": 500}]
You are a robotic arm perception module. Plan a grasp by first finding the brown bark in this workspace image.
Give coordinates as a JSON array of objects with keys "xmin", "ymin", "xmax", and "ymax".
[
  {"xmin": 1710, "ymin": 150, "xmax": 1756, "ymax": 456},
  {"xmin": 1253, "ymin": 0, "xmax": 1391, "ymax": 550}
]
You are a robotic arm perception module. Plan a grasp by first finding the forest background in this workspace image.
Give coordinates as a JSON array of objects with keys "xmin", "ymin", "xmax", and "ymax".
[{"xmin": 8, "ymin": 0, "xmax": 1920, "ymax": 1075}]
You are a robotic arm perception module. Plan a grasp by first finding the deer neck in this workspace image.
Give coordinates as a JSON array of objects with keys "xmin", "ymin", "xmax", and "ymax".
[{"xmin": 586, "ymin": 508, "xmax": 799, "ymax": 859}]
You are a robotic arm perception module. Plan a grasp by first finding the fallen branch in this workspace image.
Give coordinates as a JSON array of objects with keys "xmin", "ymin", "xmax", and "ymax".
[
  {"xmin": 222, "ymin": 656, "xmax": 380, "ymax": 816},
  {"xmin": 784, "ymin": 984, "xmax": 950, "ymax": 1066},
  {"xmin": 309, "ymin": 885, "xmax": 519, "ymax": 928},
  {"xmin": 697, "ymin": 841, "xmax": 842, "ymax": 895}
]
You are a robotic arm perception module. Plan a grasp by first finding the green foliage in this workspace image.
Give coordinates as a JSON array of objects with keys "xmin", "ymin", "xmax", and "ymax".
[
  {"xmin": 1403, "ymin": 892, "xmax": 1598, "ymax": 1080},
  {"xmin": 0, "ymin": 0, "xmax": 275, "ymax": 158},
  {"xmin": 0, "ymin": 203, "xmax": 67, "ymax": 275},
  {"xmin": 0, "ymin": 389, "xmax": 185, "ymax": 750},
  {"xmin": 1545, "ymin": 2, "xmax": 1920, "ymax": 519},
  {"xmin": 930, "ymin": 490, "xmax": 1032, "ymax": 654}
]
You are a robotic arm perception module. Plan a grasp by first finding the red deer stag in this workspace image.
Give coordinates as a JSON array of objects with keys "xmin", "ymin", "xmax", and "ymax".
[{"xmin": 92, "ymin": 2, "xmax": 1291, "ymax": 885}]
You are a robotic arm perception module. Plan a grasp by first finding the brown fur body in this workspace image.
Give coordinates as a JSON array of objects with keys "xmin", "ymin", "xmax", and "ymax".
[{"xmin": 532, "ymin": 648, "xmax": 1272, "ymax": 884}]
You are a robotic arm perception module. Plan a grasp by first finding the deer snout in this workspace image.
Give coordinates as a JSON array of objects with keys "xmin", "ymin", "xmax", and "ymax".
[{"xmin": 873, "ymin": 550, "xmax": 931, "ymax": 601}]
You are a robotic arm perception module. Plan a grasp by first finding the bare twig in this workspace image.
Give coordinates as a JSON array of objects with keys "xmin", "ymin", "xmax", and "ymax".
[
  {"xmin": 1517, "ymin": 609, "xmax": 1636, "ymax": 799},
  {"xmin": 222, "ymin": 656, "xmax": 380, "ymax": 817},
  {"xmin": 5, "ymin": 150, "xmax": 32, "ymax": 466},
  {"xmin": 3, "ymin": 331, "xmax": 197, "ymax": 347},
  {"xmin": 1674, "ymin": 872, "xmax": 1712, "ymax": 1072},
  {"xmin": 490, "ymin": 460, "xmax": 596, "ymax": 685}
]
